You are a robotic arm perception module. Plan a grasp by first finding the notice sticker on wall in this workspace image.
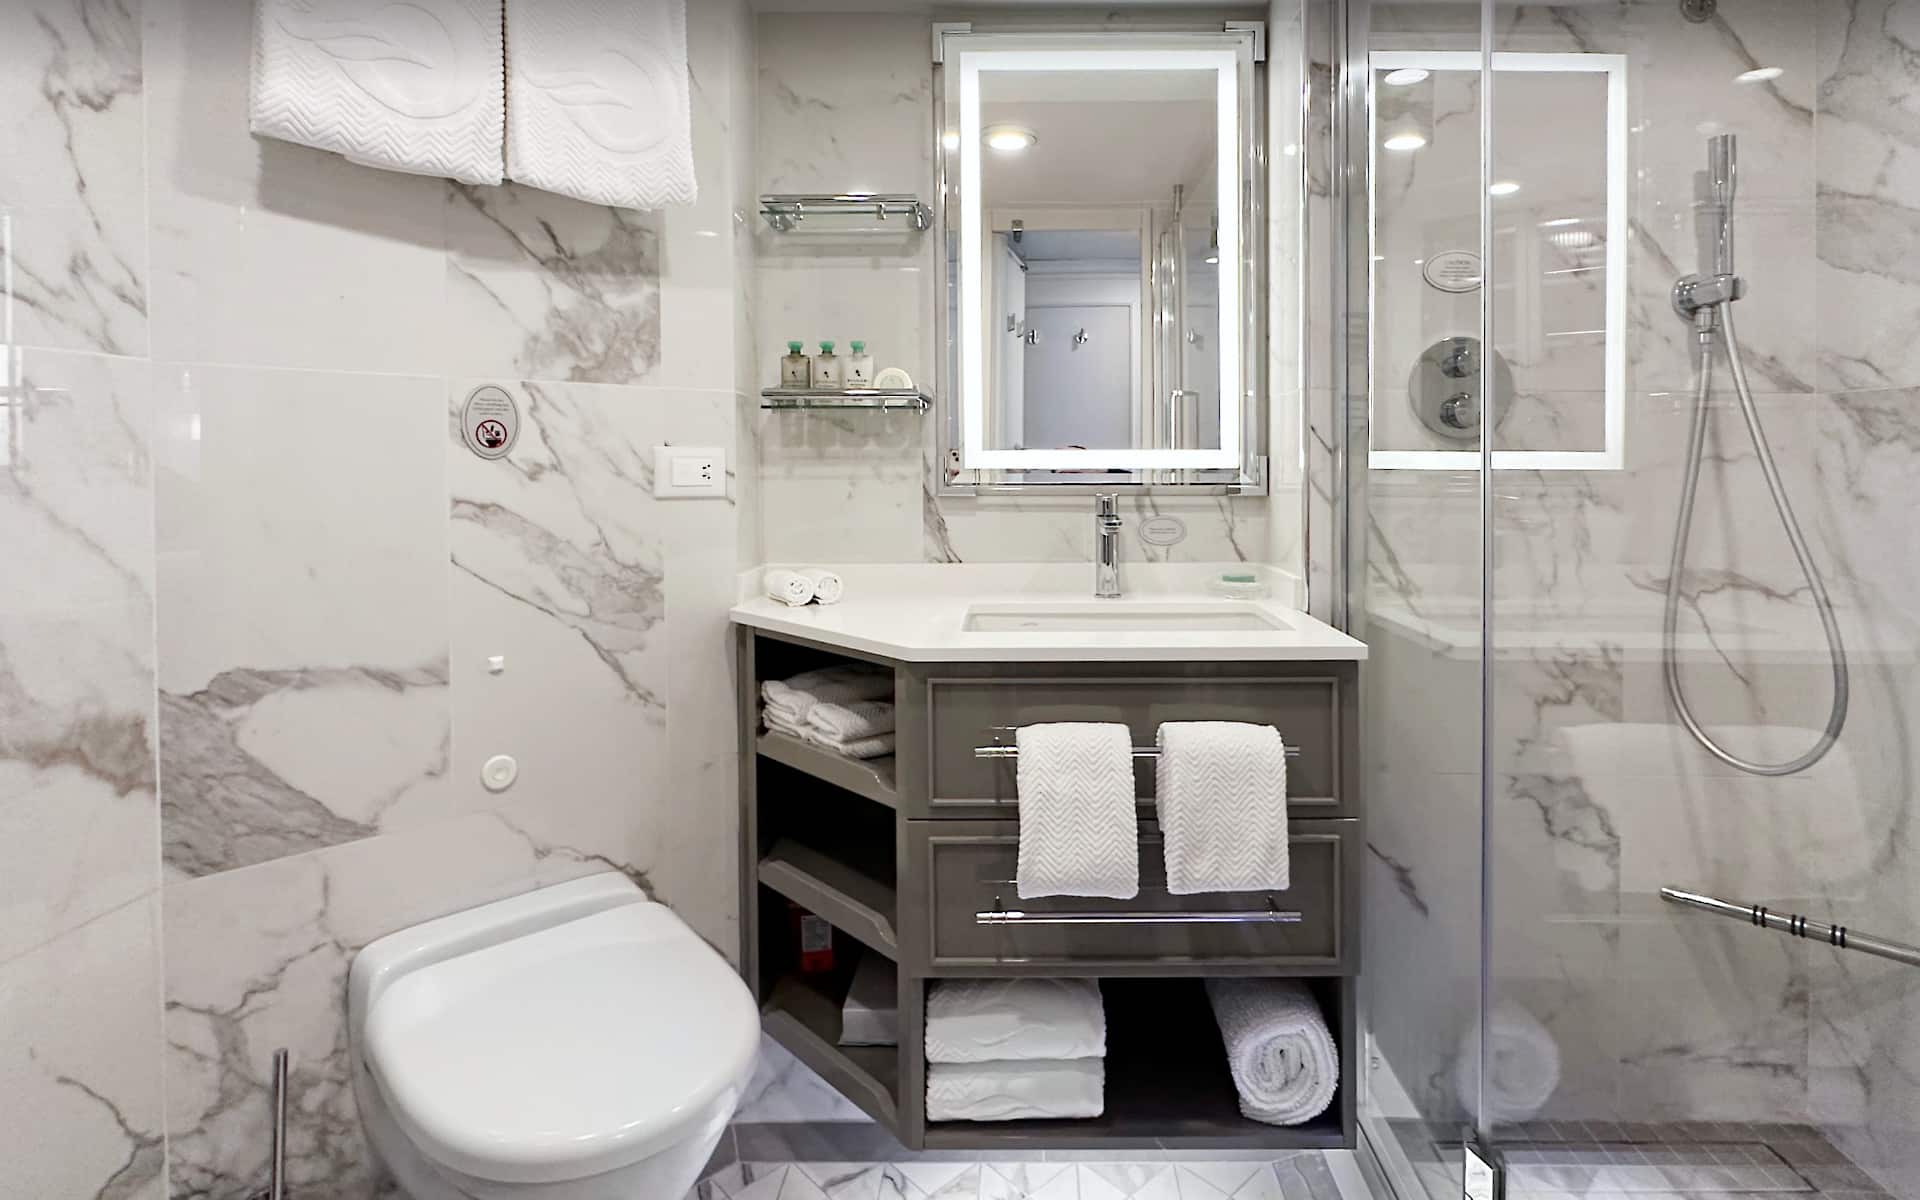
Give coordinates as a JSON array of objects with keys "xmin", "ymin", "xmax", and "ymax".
[
  {"xmin": 1422, "ymin": 250, "xmax": 1483, "ymax": 294},
  {"xmin": 462, "ymin": 385, "xmax": 520, "ymax": 460},
  {"xmin": 1139, "ymin": 515, "xmax": 1188, "ymax": 547}
]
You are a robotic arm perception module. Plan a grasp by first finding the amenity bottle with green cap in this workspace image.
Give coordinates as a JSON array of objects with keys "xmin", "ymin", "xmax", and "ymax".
[
  {"xmin": 780, "ymin": 341, "xmax": 810, "ymax": 388},
  {"xmin": 847, "ymin": 340, "xmax": 875, "ymax": 388},
  {"xmin": 811, "ymin": 341, "xmax": 843, "ymax": 389}
]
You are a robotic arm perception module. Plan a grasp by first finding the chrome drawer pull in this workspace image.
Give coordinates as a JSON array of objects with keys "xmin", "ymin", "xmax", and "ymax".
[
  {"xmin": 976, "ymin": 896, "xmax": 1302, "ymax": 926},
  {"xmin": 974, "ymin": 727, "xmax": 1301, "ymax": 761}
]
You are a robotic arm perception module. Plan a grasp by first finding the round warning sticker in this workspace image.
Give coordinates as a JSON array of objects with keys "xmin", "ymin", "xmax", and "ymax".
[{"xmin": 461, "ymin": 385, "xmax": 520, "ymax": 460}]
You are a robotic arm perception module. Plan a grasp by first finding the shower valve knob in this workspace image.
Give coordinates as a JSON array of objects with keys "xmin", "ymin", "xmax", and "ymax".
[{"xmin": 1440, "ymin": 393, "xmax": 1479, "ymax": 430}]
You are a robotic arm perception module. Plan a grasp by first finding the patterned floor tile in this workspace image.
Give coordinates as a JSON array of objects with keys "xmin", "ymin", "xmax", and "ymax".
[
  {"xmin": 1077, "ymin": 1163, "xmax": 1178, "ymax": 1199},
  {"xmin": 898, "ymin": 1163, "xmax": 983, "ymax": 1197},
  {"xmin": 1175, "ymin": 1162, "xmax": 1271, "ymax": 1197}
]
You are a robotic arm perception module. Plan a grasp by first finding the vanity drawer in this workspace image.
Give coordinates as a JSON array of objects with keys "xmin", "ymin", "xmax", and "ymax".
[
  {"xmin": 905, "ymin": 819, "xmax": 1350, "ymax": 973},
  {"xmin": 912, "ymin": 672, "xmax": 1349, "ymax": 819}
]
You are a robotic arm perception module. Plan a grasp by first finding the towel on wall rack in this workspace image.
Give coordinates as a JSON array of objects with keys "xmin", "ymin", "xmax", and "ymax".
[{"xmin": 1014, "ymin": 723, "xmax": 1138, "ymax": 900}]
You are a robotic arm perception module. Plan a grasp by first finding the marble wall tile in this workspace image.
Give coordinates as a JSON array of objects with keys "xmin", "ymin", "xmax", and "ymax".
[
  {"xmin": 156, "ymin": 365, "xmax": 451, "ymax": 878},
  {"xmin": 143, "ymin": 0, "xmax": 449, "ymax": 375},
  {"xmin": 0, "ymin": 0, "xmax": 148, "ymax": 357}
]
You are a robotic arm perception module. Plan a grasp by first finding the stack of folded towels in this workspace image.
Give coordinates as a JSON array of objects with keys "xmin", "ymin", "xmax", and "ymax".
[
  {"xmin": 760, "ymin": 665, "xmax": 896, "ymax": 760},
  {"xmin": 924, "ymin": 978, "xmax": 1105, "ymax": 1122}
]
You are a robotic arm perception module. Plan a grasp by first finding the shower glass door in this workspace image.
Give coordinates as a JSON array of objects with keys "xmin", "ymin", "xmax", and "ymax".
[{"xmin": 1355, "ymin": 3, "xmax": 1920, "ymax": 1200}]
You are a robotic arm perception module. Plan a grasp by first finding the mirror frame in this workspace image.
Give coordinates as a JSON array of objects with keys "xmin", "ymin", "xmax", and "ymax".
[{"xmin": 934, "ymin": 24, "xmax": 1268, "ymax": 494}]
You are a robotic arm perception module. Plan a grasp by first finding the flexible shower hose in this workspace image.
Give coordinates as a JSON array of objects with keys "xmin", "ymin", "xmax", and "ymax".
[{"xmin": 1662, "ymin": 301, "xmax": 1849, "ymax": 775}]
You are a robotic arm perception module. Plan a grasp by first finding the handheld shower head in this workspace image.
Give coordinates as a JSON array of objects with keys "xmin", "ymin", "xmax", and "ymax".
[{"xmin": 1705, "ymin": 133, "xmax": 1736, "ymax": 277}]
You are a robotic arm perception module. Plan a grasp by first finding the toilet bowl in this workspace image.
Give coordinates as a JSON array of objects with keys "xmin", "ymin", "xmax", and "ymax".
[{"xmin": 348, "ymin": 874, "xmax": 759, "ymax": 1199}]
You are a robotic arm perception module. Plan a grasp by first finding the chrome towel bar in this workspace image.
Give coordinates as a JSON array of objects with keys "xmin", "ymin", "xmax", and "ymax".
[
  {"xmin": 977, "ymin": 897, "xmax": 1301, "ymax": 926},
  {"xmin": 1661, "ymin": 886, "xmax": 1920, "ymax": 969},
  {"xmin": 975, "ymin": 727, "xmax": 1301, "ymax": 761}
]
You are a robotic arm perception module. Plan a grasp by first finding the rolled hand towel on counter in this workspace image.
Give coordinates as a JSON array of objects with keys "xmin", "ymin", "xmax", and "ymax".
[
  {"xmin": 1204, "ymin": 978, "xmax": 1338, "ymax": 1126},
  {"xmin": 925, "ymin": 1059, "xmax": 1104, "ymax": 1123},
  {"xmin": 801, "ymin": 567, "xmax": 845, "ymax": 605},
  {"xmin": 763, "ymin": 568, "xmax": 815, "ymax": 607},
  {"xmin": 1156, "ymin": 722, "xmax": 1290, "ymax": 895},
  {"xmin": 1015, "ymin": 723, "xmax": 1139, "ymax": 900},
  {"xmin": 925, "ymin": 979, "xmax": 1105, "ymax": 1064}
]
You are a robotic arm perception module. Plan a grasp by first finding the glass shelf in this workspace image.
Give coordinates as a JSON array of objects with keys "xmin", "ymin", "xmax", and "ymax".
[{"xmin": 760, "ymin": 388, "xmax": 932, "ymax": 413}]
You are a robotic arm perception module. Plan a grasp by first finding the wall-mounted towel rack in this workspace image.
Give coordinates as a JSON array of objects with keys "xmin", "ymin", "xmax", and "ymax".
[
  {"xmin": 974, "ymin": 726, "xmax": 1301, "ymax": 761},
  {"xmin": 977, "ymin": 895, "xmax": 1301, "ymax": 926},
  {"xmin": 760, "ymin": 193, "xmax": 932, "ymax": 232},
  {"xmin": 1661, "ymin": 886, "xmax": 1920, "ymax": 969}
]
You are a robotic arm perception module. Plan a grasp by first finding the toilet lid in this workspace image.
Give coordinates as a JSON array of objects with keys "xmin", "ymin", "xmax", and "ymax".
[{"xmin": 365, "ymin": 902, "xmax": 760, "ymax": 1185}]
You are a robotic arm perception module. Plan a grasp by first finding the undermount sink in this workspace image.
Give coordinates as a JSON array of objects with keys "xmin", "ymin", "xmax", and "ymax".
[{"xmin": 961, "ymin": 602, "xmax": 1291, "ymax": 634}]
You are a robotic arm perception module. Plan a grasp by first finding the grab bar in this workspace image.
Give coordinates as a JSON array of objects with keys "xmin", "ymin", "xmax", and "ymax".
[
  {"xmin": 977, "ymin": 896, "xmax": 1301, "ymax": 926},
  {"xmin": 975, "ymin": 727, "xmax": 1301, "ymax": 761},
  {"xmin": 1661, "ymin": 887, "xmax": 1920, "ymax": 969}
]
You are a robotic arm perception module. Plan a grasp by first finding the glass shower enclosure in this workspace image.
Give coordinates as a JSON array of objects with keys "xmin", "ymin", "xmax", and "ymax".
[{"xmin": 1345, "ymin": 3, "xmax": 1920, "ymax": 1200}]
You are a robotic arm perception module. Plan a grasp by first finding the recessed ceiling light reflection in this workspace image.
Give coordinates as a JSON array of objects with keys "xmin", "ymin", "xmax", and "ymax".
[
  {"xmin": 1383, "ymin": 133, "xmax": 1427, "ymax": 152},
  {"xmin": 1539, "ymin": 216, "xmax": 1582, "ymax": 227},
  {"xmin": 983, "ymin": 124, "xmax": 1038, "ymax": 152},
  {"xmin": 1488, "ymin": 180, "xmax": 1521, "ymax": 196},
  {"xmin": 941, "ymin": 130, "xmax": 960, "ymax": 150},
  {"xmin": 1735, "ymin": 66, "xmax": 1783, "ymax": 84},
  {"xmin": 1384, "ymin": 68, "xmax": 1430, "ymax": 86}
]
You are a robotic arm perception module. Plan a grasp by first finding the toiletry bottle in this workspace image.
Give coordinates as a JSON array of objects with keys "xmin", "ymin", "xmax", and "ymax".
[
  {"xmin": 812, "ymin": 341, "xmax": 844, "ymax": 390},
  {"xmin": 780, "ymin": 341, "xmax": 811, "ymax": 388},
  {"xmin": 847, "ymin": 340, "xmax": 875, "ymax": 388}
]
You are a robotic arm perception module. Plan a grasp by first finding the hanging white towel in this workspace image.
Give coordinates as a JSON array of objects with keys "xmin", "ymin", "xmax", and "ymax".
[
  {"xmin": 1155, "ymin": 721, "xmax": 1289, "ymax": 895},
  {"xmin": 925, "ymin": 979, "xmax": 1106, "ymax": 1064},
  {"xmin": 504, "ymin": 0, "xmax": 698, "ymax": 209},
  {"xmin": 251, "ymin": 0, "xmax": 505, "ymax": 185},
  {"xmin": 1205, "ymin": 978, "xmax": 1338, "ymax": 1126},
  {"xmin": 1015, "ymin": 723, "xmax": 1138, "ymax": 900},
  {"xmin": 925, "ymin": 1059, "xmax": 1104, "ymax": 1122}
]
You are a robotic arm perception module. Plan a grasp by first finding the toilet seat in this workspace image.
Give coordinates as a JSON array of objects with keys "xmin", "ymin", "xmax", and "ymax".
[{"xmin": 363, "ymin": 901, "xmax": 758, "ymax": 1187}]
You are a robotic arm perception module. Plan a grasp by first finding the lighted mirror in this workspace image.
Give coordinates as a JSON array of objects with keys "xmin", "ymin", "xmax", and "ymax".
[
  {"xmin": 1367, "ymin": 51, "xmax": 1628, "ymax": 471},
  {"xmin": 936, "ymin": 28, "xmax": 1264, "ymax": 489}
]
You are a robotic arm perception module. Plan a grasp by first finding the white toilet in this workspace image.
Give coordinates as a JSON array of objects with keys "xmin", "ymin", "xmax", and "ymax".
[{"xmin": 348, "ymin": 873, "xmax": 760, "ymax": 1199}]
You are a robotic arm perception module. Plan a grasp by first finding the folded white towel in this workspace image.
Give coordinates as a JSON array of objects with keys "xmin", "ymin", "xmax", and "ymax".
[
  {"xmin": 925, "ymin": 1059, "xmax": 1104, "ymax": 1122},
  {"xmin": 761, "ymin": 667, "xmax": 891, "ymax": 732},
  {"xmin": 801, "ymin": 567, "xmax": 845, "ymax": 605},
  {"xmin": 1156, "ymin": 722, "xmax": 1289, "ymax": 895},
  {"xmin": 1015, "ymin": 723, "xmax": 1138, "ymax": 899},
  {"xmin": 250, "ymin": 0, "xmax": 505, "ymax": 185},
  {"xmin": 764, "ymin": 568, "xmax": 815, "ymax": 608},
  {"xmin": 839, "ymin": 954, "xmax": 898, "ymax": 1048},
  {"xmin": 810, "ymin": 731, "xmax": 895, "ymax": 760},
  {"xmin": 504, "ymin": 0, "xmax": 697, "ymax": 209},
  {"xmin": 807, "ymin": 699, "xmax": 894, "ymax": 743},
  {"xmin": 1205, "ymin": 978, "xmax": 1338, "ymax": 1126},
  {"xmin": 1455, "ymin": 1001, "xmax": 1560, "ymax": 1123},
  {"xmin": 925, "ymin": 979, "xmax": 1105, "ymax": 1064}
]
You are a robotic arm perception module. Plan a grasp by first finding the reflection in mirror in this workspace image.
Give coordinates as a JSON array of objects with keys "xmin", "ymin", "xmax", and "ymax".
[{"xmin": 938, "ymin": 33, "xmax": 1262, "ymax": 485}]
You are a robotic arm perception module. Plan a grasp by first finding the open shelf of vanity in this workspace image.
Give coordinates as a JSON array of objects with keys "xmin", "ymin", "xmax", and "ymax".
[{"xmin": 736, "ymin": 623, "xmax": 1363, "ymax": 1152}]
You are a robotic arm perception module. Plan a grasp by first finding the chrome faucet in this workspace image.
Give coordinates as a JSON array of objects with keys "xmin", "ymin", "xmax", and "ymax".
[{"xmin": 1094, "ymin": 494, "xmax": 1123, "ymax": 598}]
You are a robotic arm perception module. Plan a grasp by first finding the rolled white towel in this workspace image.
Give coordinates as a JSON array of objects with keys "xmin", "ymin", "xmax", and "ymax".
[
  {"xmin": 1205, "ymin": 978, "xmax": 1338, "ymax": 1126},
  {"xmin": 802, "ymin": 567, "xmax": 845, "ymax": 605},
  {"xmin": 764, "ymin": 568, "xmax": 815, "ymax": 607},
  {"xmin": 807, "ymin": 699, "xmax": 895, "ymax": 743},
  {"xmin": 925, "ymin": 1059, "xmax": 1104, "ymax": 1122},
  {"xmin": 925, "ymin": 979, "xmax": 1105, "ymax": 1064},
  {"xmin": 1455, "ymin": 1001, "xmax": 1560, "ymax": 1123}
]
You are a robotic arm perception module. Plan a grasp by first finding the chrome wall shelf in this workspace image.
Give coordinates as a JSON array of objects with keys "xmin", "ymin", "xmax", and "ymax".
[
  {"xmin": 761, "ymin": 388, "xmax": 931, "ymax": 413},
  {"xmin": 759, "ymin": 193, "xmax": 932, "ymax": 233}
]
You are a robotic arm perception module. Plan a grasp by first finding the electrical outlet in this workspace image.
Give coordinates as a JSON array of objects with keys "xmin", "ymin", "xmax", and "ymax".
[{"xmin": 653, "ymin": 446, "xmax": 726, "ymax": 499}]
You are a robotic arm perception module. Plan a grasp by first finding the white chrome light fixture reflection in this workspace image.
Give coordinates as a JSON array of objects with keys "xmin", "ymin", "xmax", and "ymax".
[
  {"xmin": 983, "ymin": 123, "xmax": 1038, "ymax": 152},
  {"xmin": 1384, "ymin": 67, "xmax": 1429, "ymax": 86},
  {"xmin": 1488, "ymin": 180, "xmax": 1521, "ymax": 196},
  {"xmin": 941, "ymin": 130, "xmax": 960, "ymax": 150},
  {"xmin": 1735, "ymin": 66, "xmax": 1783, "ymax": 84},
  {"xmin": 1383, "ymin": 132, "xmax": 1427, "ymax": 152}
]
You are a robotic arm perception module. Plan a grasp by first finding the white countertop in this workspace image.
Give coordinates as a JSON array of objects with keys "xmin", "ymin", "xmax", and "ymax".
[{"xmin": 730, "ymin": 563, "xmax": 1367, "ymax": 663}]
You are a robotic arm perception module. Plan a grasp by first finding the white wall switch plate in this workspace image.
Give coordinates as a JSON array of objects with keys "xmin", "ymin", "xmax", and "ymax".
[{"xmin": 653, "ymin": 446, "xmax": 726, "ymax": 499}]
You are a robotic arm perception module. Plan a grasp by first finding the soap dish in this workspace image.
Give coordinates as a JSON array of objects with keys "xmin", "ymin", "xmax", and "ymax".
[{"xmin": 1207, "ymin": 572, "xmax": 1271, "ymax": 600}]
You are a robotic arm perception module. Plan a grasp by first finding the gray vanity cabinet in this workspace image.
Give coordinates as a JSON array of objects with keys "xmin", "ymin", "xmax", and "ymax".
[{"xmin": 738, "ymin": 626, "xmax": 1363, "ymax": 1153}]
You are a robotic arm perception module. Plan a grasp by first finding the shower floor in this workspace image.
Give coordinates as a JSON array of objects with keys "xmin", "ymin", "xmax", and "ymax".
[{"xmin": 1382, "ymin": 1119, "xmax": 1889, "ymax": 1200}]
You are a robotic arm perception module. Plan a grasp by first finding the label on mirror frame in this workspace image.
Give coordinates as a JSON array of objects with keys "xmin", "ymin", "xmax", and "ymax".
[
  {"xmin": 1423, "ymin": 250, "xmax": 1483, "ymax": 294},
  {"xmin": 461, "ymin": 385, "xmax": 520, "ymax": 460},
  {"xmin": 1139, "ymin": 516, "xmax": 1187, "ymax": 547}
]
